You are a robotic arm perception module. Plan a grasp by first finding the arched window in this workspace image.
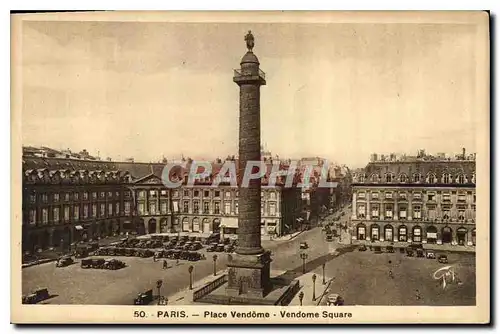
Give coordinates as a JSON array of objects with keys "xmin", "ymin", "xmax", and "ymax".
[
  {"xmin": 385, "ymin": 173, "xmax": 394, "ymax": 183},
  {"xmin": 457, "ymin": 174, "xmax": 466, "ymax": 184},
  {"xmin": 443, "ymin": 173, "xmax": 451, "ymax": 184},
  {"xmin": 371, "ymin": 174, "xmax": 379, "ymax": 183},
  {"xmin": 399, "ymin": 174, "xmax": 407, "ymax": 183},
  {"xmin": 413, "ymin": 173, "xmax": 421, "ymax": 183},
  {"xmin": 427, "ymin": 173, "xmax": 437, "ymax": 184}
]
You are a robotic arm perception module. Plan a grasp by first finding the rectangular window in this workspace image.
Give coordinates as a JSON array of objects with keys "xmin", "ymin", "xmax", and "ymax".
[
  {"xmin": 42, "ymin": 194, "xmax": 48, "ymax": 203},
  {"xmin": 29, "ymin": 209, "xmax": 36, "ymax": 225},
  {"xmin": 204, "ymin": 190, "xmax": 210, "ymax": 197},
  {"xmin": 74, "ymin": 192, "xmax": 79, "ymax": 201},
  {"xmin": 160, "ymin": 201, "xmax": 168, "ymax": 214},
  {"xmin": 64, "ymin": 193, "xmax": 70, "ymax": 201},
  {"xmin": 371, "ymin": 192, "xmax": 379, "ymax": 200},
  {"xmin": 100, "ymin": 203, "xmax": 105, "ymax": 217},
  {"xmin": 358, "ymin": 192, "xmax": 366, "ymax": 199},
  {"xmin": 83, "ymin": 205, "xmax": 89, "ymax": 218},
  {"xmin": 74, "ymin": 206, "xmax": 80, "ymax": 220},
  {"xmin": 399, "ymin": 192, "xmax": 407, "ymax": 200},
  {"xmin": 225, "ymin": 202, "xmax": 231, "ymax": 215},
  {"xmin": 443, "ymin": 193, "xmax": 451, "ymax": 202},
  {"xmin": 183, "ymin": 190, "xmax": 190, "ymax": 197},
  {"xmin": 225, "ymin": 191, "xmax": 231, "ymax": 199},
  {"xmin": 138, "ymin": 191, "xmax": 145, "ymax": 199},
  {"xmin": 108, "ymin": 203, "xmax": 113, "ymax": 216},
  {"xmin": 160, "ymin": 190, "xmax": 168, "ymax": 196},
  {"xmin": 371, "ymin": 205, "xmax": 379, "ymax": 218},
  {"xmin": 399, "ymin": 207, "xmax": 407, "ymax": 219},
  {"xmin": 458, "ymin": 193, "xmax": 466, "ymax": 202},
  {"xmin": 413, "ymin": 205, "xmax": 421, "ymax": 219},
  {"xmin": 269, "ymin": 203, "xmax": 276, "ymax": 216},
  {"xmin": 138, "ymin": 203, "xmax": 145, "ymax": 215},
  {"xmin": 385, "ymin": 192, "xmax": 393, "ymax": 199},
  {"xmin": 115, "ymin": 202, "xmax": 120, "ymax": 215},
  {"xmin": 183, "ymin": 200, "xmax": 189, "ymax": 213},
  {"xmin": 124, "ymin": 202, "xmax": 131, "ymax": 215},
  {"xmin": 427, "ymin": 193, "xmax": 435, "ymax": 201},
  {"xmin": 108, "ymin": 191, "xmax": 113, "ymax": 198},
  {"xmin": 150, "ymin": 202, "xmax": 156, "ymax": 215},
  {"xmin": 413, "ymin": 192, "xmax": 421, "ymax": 200},
  {"xmin": 193, "ymin": 200, "xmax": 200, "ymax": 214},
  {"xmin": 149, "ymin": 190, "xmax": 156, "ymax": 197},
  {"xmin": 29, "ymin": 194, "xmax": 36, "ymax": 203},
  {"xmin": 194, "ymin": 190, "xmax": 200, "ymax": 197},
  {"xmin": 92, "ymin": 192, "xmax": 97, "ymax": 199},
  {"xmin": 203, "ymin": 201, "xmax": 210, "ymax": 214},
  {"xmin": 83, "ymin": 192, "xmax": 88, "ymax": 200},
  {"xmin": 53, "ymin": 207, "xmax": 60, "ymax": 222},
  {"xmin": 115, "ymin": 191, "xmax": 120, "ymax": 198},
  {"xmin": 53, "ymin": 193, "xmax": 60, "ymax": 202},
  {"xmin": 172, "ymin": 190, "xmax": 179, "ymax": 198},
  {"xmin": 357, "ymin": 204, "xmax": 366, "ymax": 218},
  {"xmin": 100, "ymin": 192, "xmax": 105, "ymax": 198},
  {"xmin": 92, "ymin": 204, "xmax": 97, "ymax": 217},
  {"xmin": 427, "ymin": 205, "xmax": 437, "ymax": 220},
  {"xmin": 385, "ymin": 205, "xmax": 393, "ymax": 218},
  {"xmin": 64, "ymin": 206, "xmax": 70, "ymax": 221},
  {"xmin": 214, "ymin": 191, "xmax": 221, "ymax": 198},
  {"xmin": 42, "ymin": 208, "xmax": 48, "ymax": 224},
  {"xmin": 214, "ymin": 201, "xmax": 220, "ymax": 214}
]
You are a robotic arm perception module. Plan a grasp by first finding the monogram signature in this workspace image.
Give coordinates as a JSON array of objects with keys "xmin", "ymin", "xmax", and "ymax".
[{"xmin": 432, "ymin": 266, "xmax": 463, "ymax": 289}]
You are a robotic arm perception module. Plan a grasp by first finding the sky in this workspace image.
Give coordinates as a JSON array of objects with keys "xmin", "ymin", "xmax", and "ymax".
[{"xmin": 20, "ymin": 19, "xmax": 480, "ymax": 168}]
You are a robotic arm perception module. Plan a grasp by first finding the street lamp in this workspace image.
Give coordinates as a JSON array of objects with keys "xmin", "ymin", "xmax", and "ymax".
[
  {"xmin": 322, "ymin": 263, "xmax": 326, "ymax": 285},
  {"xmin": 156, "ymin": 279, "xmax": 163, "ymax": 305},
  {"xmin": 212, "ymin": 254, "xmax": 218, "ymax": 276},
  {"xmin": 298, "ymin": 291, "xmax": 304, "ymax": 306},
  {"xmin": 300, "ymin": 253, "xmax": 308, "ymax": 274},
  {"xmin": 312, "ymin": 274, "xmax": 317, "ymax": 301},
  {"xmin": 188, "ymin": 265, "xmax": 194, "ymax": 290},
  {"xmin": 60, "ymin": 238, "xmax": 64, "ymax": 255}
]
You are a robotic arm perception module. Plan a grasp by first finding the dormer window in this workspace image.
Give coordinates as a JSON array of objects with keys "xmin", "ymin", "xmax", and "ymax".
[
  {"xmin": 385, "ymin": 173, "xmax": 394, "ymax": 183},
  {"xmin": 371, "ymin": 174, "xmax": 379, "ymax": 183},
  {"xmin": 458, "ymin": 174, "xmax": 466, "ymax": 184},
  {"xmin": 399, "ymin": 174, "xmax": 407, "ymax": 183},
  {"xmin": 443, "ymin": 173, "xmax": 451, "ymax": 184},
  {"xmin": 413, "ymin": 173, "xmax": 421, "ymax": 183},
  {"xmin": 427, "ymin": 173, "xmax": 437, "ymax": 184}
]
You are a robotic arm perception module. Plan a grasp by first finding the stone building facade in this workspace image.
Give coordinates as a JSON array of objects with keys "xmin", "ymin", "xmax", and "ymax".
[{"xmin": 350, "ymin": 159, "xmax": 476, "ymax": 247}]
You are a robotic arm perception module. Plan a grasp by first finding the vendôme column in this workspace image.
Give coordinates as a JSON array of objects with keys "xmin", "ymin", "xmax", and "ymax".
[{"xmin": 226, "ymin": 31, "xmax": 271, "ymax": 298}]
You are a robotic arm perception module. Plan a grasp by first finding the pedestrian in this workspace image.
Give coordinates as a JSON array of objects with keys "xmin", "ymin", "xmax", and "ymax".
[
  {"xmin": 163, "ymin": 259, "xmax": 168, "ymax": 270},
  {"xmin": 176, "ymin": 258, "xmax": 180, "ymax": 266},
  {"xmin": 153, "ymin": 254, "xmax": 157, "ymax": 262},
  {"xmin": 389, "ymin": 270, "xmax": 394, "ymax": 279},
  {"xmin": 415, "ymin": 289, "xmax": 421, "ymax": 300}
]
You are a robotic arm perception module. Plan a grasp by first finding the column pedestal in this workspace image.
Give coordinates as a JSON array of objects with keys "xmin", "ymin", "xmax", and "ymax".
[{"xmin": 226, "ymin": 252, "xmax": 272, "ymax": 298}]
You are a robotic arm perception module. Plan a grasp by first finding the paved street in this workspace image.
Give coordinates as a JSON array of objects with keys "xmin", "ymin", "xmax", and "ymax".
[{"xmin": 22, "ymin": 207, "xmax": 475, "ymax": 306}]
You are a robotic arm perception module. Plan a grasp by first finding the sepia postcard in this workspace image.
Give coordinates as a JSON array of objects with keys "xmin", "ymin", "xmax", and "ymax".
[{"xmin": 11, "ymin": 10, "xmax": 490, "ymax": 324}]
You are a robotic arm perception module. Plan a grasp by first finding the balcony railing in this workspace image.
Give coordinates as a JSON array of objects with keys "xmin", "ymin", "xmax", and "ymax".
[{"xmin": 233, "ymin": 68, "xmax": 266, "ymax": 80}]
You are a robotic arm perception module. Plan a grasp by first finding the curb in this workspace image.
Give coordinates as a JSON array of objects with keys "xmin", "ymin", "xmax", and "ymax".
[{"xmin": 22, "ymin": 258, "xmax": 57, "ymax": 269}]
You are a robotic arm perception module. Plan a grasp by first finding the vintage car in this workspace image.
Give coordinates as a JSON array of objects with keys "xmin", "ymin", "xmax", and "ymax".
[
  {"xmin": 405, "ymin": 249, "xmax": 414, "ymax": 257},
  {"xmin": 189, "ymin": 242, "xmax": 203, "ymax": 251},
  {"xmin": 438, "ymin": 255, "xmax": 448, "ymax": 264},
  {"xmin": 206, "ymin": 243, "xmax": 218, "ymax": 252},
  {"xmin": 104, "ymin": 258, "xmax": 126, "ymax": 270},
  {"xmin": 326, "ymin": 294, "xmax": 344, "ymax": 306},
  {"xmin": 224, "ymin": 244, "xmax": 235, "ymax": 253},
  {"xmin": 358, "ymin": 245, "xmax": 367, "ymax": 252},
  {"xmin": 215, "ymin": 244, "xmax": 225, "ymax": 252},
  {"xmin": 325, "ymin": 234, "xmax": 334, "ymax": 242},
  {"xmin": 299, "ymin": 242, "xmax": 309, "ymax": 250},
  {"xmin": 183, "ymin": 242, "xmax": 193, "ymax": 251},
  {"xmin": 222, "ymin": 238, "xmax": 231, "ymax": 245},
  {"xmin": 426, "ymin": 251, "xmax": 436, "ymax": 259},
  {"xmin": 56, "ymin": 256, "xmax": 74, "ymax": 268},
  {"xmin": 134, "ymin": 289, "xmax": 153, "ymax": 305},
  {"xmin": 22, "ymin": 288, "xmax": 50, "ymax": 304},
  {"xmin": 386, "ymin": 246, "xmax": 395, "ymax": 253},
  {"xmin": 416, "ymin": 249, "xmax": 425, "ymax": 258},
  {"xmin": 373, "ymin": 246, "xmax": 383, "ymax": 254}
]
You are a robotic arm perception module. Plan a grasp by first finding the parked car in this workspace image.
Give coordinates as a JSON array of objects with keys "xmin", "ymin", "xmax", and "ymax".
[
  {"xmin": 326, "ymin": 234, "xmax": 334, "ymax": 242},
  {"xmin": 426, "ymin": 251, "xmax": 436, "ymax": 259},
  {"xmin": 207, "ymin": 243, "xmax": 218, "ymax": 252},
  {"xmin": 134, "ymin": 289, "xmax": 153, "ymax": 305},
  {"xmin": 189, "ymin": 242, "xmax": 203, "ymax": 251},
  {"xmin": 326, "ymin": 293, "xmax": 344, "ymax": 306},
  {"xmin": 104, "ymin": 258, "xmax": 126, "ymax": 270},
  {"xmin": 406, "ymin": 249, "xmax": 414, "ymax": 257},
  {"xmin": 373, "ymin": 246, "xmax": 382, "ymax": 254},
  {"xmin": 56, "ymin": 256, "xmax": 74, "ymax": 267},
  {"xmin": 358, "ymin": 245, "xmax": 367, "ymax": 252},
  {"xmin": 224, "ymin": 244, "xmax": 235, "ymax": 253},
  {"xmin": 299, "ymin": 242, "xmax": 309, "ymax": 250},
  {"xmin": 215, "ymin": 244, "xmax": 225, "ymax": 252},
  {"xmin": 416, "ymin": 249, "xmax": 425, "ymax": 258},
  {"xmin": 22, "ymin": 288, "xmax": 50, "ymax": 304},
  {"xmin": 438, "ymin": 255, "xmax": 448, "ymax": 264},
  {"xmin": 386, "ymin": 246, "xmax": 395, "ymax": 253}
]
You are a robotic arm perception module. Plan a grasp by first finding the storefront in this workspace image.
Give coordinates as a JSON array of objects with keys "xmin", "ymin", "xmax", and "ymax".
[
  {"xmin": 370, "ymin": 224, "xmax": 380, "ymax": 242},
  {"xmin": 384, "ymin": 225, "xmax": 393, "ymax": 242},
  {"xmin": 426, "ymin": 226, "xmax": 438, "ymax": 244},
  {"xmin": 457, "ymin": 227, "xmax": 467, "ymax": 246},
  {"xmin": 442, "ymin": 226, "xmax": 452, "ymax": 243},
  {"xmin": 356, "ymin": 224, "xmax": 366, "ymax": 241}
]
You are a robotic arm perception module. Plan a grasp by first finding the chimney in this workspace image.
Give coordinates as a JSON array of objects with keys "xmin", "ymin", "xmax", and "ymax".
[{"xmin": 462, "ymin": 147, "xmax": 466, "ymax": 159}]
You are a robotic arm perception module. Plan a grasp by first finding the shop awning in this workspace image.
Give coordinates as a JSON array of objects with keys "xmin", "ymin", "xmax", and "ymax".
[
  {"xmin": 221, "ymin": 217, "xmax": 238, "ymax": 229},
  {"xmin": 75, "ymin": 225, "xmax": 83, "ymax": 230}
]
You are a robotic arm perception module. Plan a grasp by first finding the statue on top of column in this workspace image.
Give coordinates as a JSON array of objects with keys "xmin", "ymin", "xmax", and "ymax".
[{"xmin": 245, "ymin": 30, "xmax": 255, "ymax": 52}]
